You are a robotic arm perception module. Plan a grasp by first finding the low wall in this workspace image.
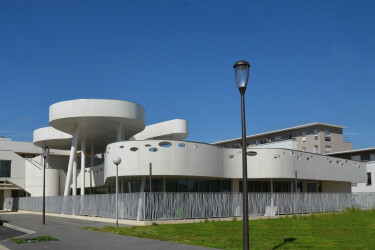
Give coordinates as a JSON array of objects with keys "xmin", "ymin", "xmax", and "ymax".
[{"xmin": 3, "ymin": 192, "xmax": 375, "ymax": 221}]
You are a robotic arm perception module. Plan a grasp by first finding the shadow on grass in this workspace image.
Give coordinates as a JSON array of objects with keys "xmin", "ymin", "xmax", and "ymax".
[{"xmin": 272, "ymin": 238, "xmax": 297, "ymax": 249}]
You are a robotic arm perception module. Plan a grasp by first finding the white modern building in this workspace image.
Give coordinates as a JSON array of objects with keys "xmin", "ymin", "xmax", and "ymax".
[
  {"xmin": 328, "ymin": 148, "xmax": 375, "ymax": 192},
  {"xmin": 0, "ymin": 99, "xmax": 367, "ymax": 209}
]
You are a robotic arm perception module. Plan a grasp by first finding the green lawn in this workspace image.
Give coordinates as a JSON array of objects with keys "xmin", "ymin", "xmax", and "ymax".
[{"xmin": 84, "ymin": 208, "xmax": 375, "ymax": 249}]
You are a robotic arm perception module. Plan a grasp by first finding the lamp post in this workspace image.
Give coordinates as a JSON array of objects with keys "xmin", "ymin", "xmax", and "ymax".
[
  {"xmin": 112, "ymin": 156, "xmax": 121, "ymax": 227},
  {"xmin": 233, "ymin": 60, "xmax": 250, "ymax": 249},
  {"xmin": 42, "ymin": 145, "xmax": 49, "ymax": 225}
]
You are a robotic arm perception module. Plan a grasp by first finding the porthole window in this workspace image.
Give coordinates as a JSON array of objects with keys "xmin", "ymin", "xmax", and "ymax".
[
  {"xmin": 145, "ymin": 144, "xmax": 151, "ymax": 147},
  {"xmin": 229, "ymin": 155, "xmax": 235, "ymax": 159},
  {"xmin": 330, "ymin": 160, "xmax": 333, "ymax": 164},
  {"xmin": 149, "ymin": 147, "xmax": 158, "ymax": 152},
  {"xmin": 178, "ymin": 143, "xmax": 185, "ymax": 148},
  {"xmin": 159, "ymin": 141, "xmax": 172, "ymax": 148},
  {"xmin": 130, "ymin": 147, "xmax": 138, "ymax": 152},
  {"xmin": 119, "ymin": 145, "xmax": 124, "ymax": 148},
  {"xmin": 307, "ymin": 157, "xmax": 310, "ymax": 161}
]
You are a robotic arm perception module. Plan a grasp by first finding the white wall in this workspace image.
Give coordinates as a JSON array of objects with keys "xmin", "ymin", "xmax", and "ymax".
[
  {"xmin": 104, "ymin": 140, "xmax": 366, "ymax": 185},
  {"xmin": 352, "ymin": 162, "xmax": 375, "ymax": 192}
]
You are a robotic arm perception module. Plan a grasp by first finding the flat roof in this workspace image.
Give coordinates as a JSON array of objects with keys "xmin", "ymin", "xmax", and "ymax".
[
  {"xmin": 327, "ymin": 147, "xmax": 375, "ymax": 155},
  {"xmin": 214, "ymin": 122, "xmax": 346, "ymax": 144}
]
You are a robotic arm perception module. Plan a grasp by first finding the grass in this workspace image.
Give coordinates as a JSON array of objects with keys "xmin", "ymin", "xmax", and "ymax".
[
  {"xmin": 11, "ymin": 235, "xmax": 59, "ymax": 244},
  {"xmin": 84, "ymin": 208, "xmax": 375, "ymax": 249}
]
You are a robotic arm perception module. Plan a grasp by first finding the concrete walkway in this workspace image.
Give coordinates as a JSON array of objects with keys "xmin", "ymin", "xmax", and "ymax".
[{"xmin": 0, "ymin": 212, "xmax": 214, "ymax": 250}]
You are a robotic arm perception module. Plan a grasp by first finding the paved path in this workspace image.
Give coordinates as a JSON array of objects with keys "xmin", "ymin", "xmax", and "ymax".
[{"xmin": 0, "ymin": 212, "xmax": 214, "ymax": 250}]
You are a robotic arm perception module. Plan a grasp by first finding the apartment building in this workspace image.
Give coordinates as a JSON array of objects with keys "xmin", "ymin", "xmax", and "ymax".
[
  {"xmin": 328, "ymin": 148, "xmax": 375, "ymax": 192},
  {"xmin": 214, "ymin": 122, "xmax": 352, "ymax": 154}
]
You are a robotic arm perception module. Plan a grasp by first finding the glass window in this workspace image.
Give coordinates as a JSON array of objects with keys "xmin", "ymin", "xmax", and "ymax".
[
  {"xmin": 0, "ymin": 160, "xmax": 11, "ymax": 178},
  {"xmin": 220, "ymin": 180, "xmax": 231, "ymax": 192},
  {"xmin": 178, "ymin": 179, "xmax": 188, "ymax": 192},
  {"xmin": 188, "ymin": 179, "xmax": 198, "ymax": 192},
  {"xmin": 314, "ymin": 129, "xmax": 318, "ymax": 140},
  {"xmin": 274, "ymin": 136, "xmax": 281, "ymax": 141},
  {"xmin": 198, "ymin": 180, "xmax": 209, "ymax": 192},
  {"xmin": 314, "ymin": 146, "xmax": 319, "ymax": 153},
  {"xmin": 370, "ymin": 154, "xmax": 375, "ymax": 162},
  {"xmin": 302, "ymin": 132, "xmax": 306, "ymax": 143},
  {"xmin": 325, "ymin": 146, "xmax": 331, "ymax": 154},
  {"xmin": 255, "ymin": 140, "xmax": 259, "ymax": 145},
  {"xmin": 166, "ymin": 179, "xmax": 178, "ymax": 192},
  {"xmin": 325, "ymin": 130, "xmax": 331, "ymax": 141},
  {"xmin": 367, "ymin": 173, "xmax": 372, "ymax": 186},
  {"xmin": 144, "ymin": 179, "xmax": 163, "ymax": 192},
  {"xmin": 306, "ymin": 183, "xmax": 317, "ymax": 192},
  {"xmin": 209, "ymin": 180, "xmax": 220, "ymax": 192}
]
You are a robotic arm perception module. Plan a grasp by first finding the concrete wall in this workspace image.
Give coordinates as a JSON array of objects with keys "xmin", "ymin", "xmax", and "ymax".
[
  {"xmin": 352, "ymin": 162, "xmax": 375, "ymax": 192},
  {"xmin": 103, "ymin": 140, "xmax": 366, "ymax": 192},
  {"xmin": 0, "ymin": 150, "xmax": 26, "ymax": 188}
]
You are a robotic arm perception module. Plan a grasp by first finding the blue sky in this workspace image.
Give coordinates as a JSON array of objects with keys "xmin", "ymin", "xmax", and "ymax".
[{"xmin": 1, "ymin": 0, "xmax": 375, "ymax": 148}]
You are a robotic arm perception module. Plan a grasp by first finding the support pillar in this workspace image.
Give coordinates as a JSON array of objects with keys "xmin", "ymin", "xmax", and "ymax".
[
  {"xmin": 81, "ymin": 139, "xmax": 86, "ymax": 196},
  {"xmin": 73, "ymin": 153, "xmax": 77, "ymax": 195},
  {"xmin": 64, "ymin": 126, "xmax": 79, "ymax": 196},
  {"xmin": 90, "ymin": 144, "xmax": 94, "ymax": 194},
  {"xmin": 117, "ymin": 124, "xmax": 123, "ymax": 142}
]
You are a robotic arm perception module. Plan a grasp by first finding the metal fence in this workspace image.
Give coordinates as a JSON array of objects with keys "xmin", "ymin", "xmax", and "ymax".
[{"xmin": 4, "ymin": 192, "xmax": 375, "ymax": 221}]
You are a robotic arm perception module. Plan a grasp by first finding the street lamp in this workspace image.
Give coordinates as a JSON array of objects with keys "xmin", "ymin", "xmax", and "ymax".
[
  {"xmin": 233, "ymin": 59, "xmax": 250, "ymax": 249},
  {"xmin": 42, "ymin": 145, "xmax": 49, "ymax": 225},
  {"xmin": 112, "ymin": 156, "xmax": 121, "ymax": 227}
]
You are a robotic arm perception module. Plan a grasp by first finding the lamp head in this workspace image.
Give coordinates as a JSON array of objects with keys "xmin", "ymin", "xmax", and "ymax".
[
  {"xmin": 233, "ymin": 60, "xmax": 250, "ymax": 92},
  {"xmin": 42, "ymin": 146, "xmax": 49, "ymax": 158},
  {"xmin": 112, "ymin": 156, "xmax": 121, "ymax": 165}
]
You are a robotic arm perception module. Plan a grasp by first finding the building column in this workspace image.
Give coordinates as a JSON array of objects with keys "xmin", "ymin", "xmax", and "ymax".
[
  {"xmin": 117, "ymin": 124, "xmax": 123, "ymax": 142},
  {"xmin": 140, "ymin": 177, "xmax": 146, "ymax": 192},
  {"xmin": 120, "ymin": 180, "xmax": 124, "ymax": 193},
  {"xmin": 90, "ymin": 144, "xmax": 94, "ymax": 194},
  {"xmin": 231, "ymin": 179, "xmax": 239, "ymax": 192},
  {"xmin": 64, "ymin": 126, "xmax": 79, "ymax": 196},
  {"xmin": 73, "ymin": 153, "xmax": 77, "ymax": 195},
  {"xmin": 81, "ymin": 139, "xmax": 86, "ymax": 196}
]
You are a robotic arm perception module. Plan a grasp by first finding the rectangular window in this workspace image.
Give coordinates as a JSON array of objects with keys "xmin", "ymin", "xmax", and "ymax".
[
  {"xmin": 370, "ymin": 154, "xmax": 375, "ymax": 162},
  {"xmin": 351, "ymin": 155, "xmax": 361, "ymax": 161},
  {"xmin": 367, "ymin": 172, "xmax": 372, "ymax": 186},
  {"xmin": 0, "ymin": 160, "xmax": 11, "ymax": 178},
  {"xmin": 188, "ymin": 179, "xmax": 198, "ymax": 192},
  {"xmin": 306, "ymin": 183, "xmax": 317, "ymax": 192},
  {"xmin": 302, "ymin": 132, "xmax": 306, "ymax": 143},
  {"xmin": 255, "ymin": 140, "xmax": 259, "ymax": 145},
  {"xmin": 220, "ymin": 180, "xmax": 231, "ymax": 192},
  {"xmin": 325, "ymin": 146, "xmax": 331, "ymax": 154},
  {"xmin": 274, "ymin": 136, "xmax": 281, "ymax": 141},
  {"xmin": 313, "ymin": 129, "xmax": 318, "ymax": 141},
  {"xmin": 178, "ymin": 179, "xmax": 188, "ymax": 192},
  {"xmin": 209, "ymin": 180, "xmax": 220, "ymax": 192},
  {"xmin": 302, "ymin": 147, "xmax": 307, "ymax": 152},
  {"xmin": 314, "ymin": 146, "xmax": 319, "ymax": 153},
  {"xmin": 166, "ymin": 179, "xmax": 178, "ymax": 192},
  {"xmin": 198, "ymin": 180, "xmax": 209, "ymax": 192},
  {"xmin": 325, "ymin": 130, "xmax": 331, "ymax": 141}
]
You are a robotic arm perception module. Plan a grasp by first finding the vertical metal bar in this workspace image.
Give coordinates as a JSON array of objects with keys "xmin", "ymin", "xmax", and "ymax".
[
  {"xmin": 240, "ymin": 89, "xmax": 249, "ymax": 250},
  {"xmin": 116, "ymin": 163, "xmax": 118, "ymax": 227},
  {"xmin": 43, "ymin": 155, "xmax": 46, "ymax": 224},
  {"xmin": 149, "ymin": 163, "xmax": 152, "ymax": 194}
]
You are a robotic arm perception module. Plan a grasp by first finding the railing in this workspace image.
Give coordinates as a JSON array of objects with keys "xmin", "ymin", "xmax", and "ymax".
[{"xmin": 3, "ymin": 192, "xmax": 375, "ymax": 221}]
